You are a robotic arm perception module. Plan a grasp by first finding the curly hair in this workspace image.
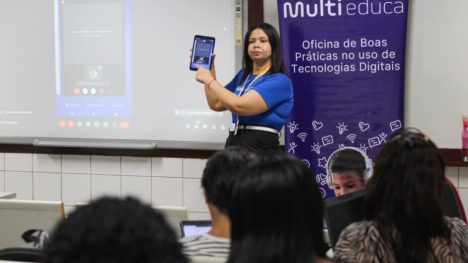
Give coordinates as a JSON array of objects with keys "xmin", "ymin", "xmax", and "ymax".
[{"xmin": 45, "ymin": 196, "xmax": 188, "ymax": 263}]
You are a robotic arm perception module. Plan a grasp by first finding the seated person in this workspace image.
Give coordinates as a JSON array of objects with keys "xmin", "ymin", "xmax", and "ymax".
[
  {"xmin": 333, "ymin": 129, "xmax": 468, "ymax": 263},
  {"xmin": 181, "ymin": 146, "xmax": 257, "ymax": 259},
  {"xmin": 44, "ymin": 196, "xmax": 188, "ymax": 263},
  {"xmin": 327, "ymin": 148, "xmax": 370, "ymax": 196},
  {"xmin": 228, "ymin": 152, "xmax": 332, "ymax": 263}
]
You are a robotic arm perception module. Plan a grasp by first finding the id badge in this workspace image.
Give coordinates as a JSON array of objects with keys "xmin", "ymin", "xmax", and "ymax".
[{"xmin": 229, "ymin": 123, "xmax": 237, "ymax": 132}]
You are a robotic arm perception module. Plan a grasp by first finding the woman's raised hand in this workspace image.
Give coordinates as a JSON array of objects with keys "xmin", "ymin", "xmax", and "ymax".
[{"xmin": 195, "ymin": 65, "xmax": 214, "ymax": 85}]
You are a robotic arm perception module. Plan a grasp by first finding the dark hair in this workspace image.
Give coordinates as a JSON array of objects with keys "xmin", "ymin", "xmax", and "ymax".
[
  {"xmin": 202, "ymin": 146, "xmax": 257, "ymax": 213},
  {"xmin": 45, "ymin": 197, "xmax": 188, "ymax": 263},
  {"xmin": 227, "ymin": 152, "xmax": 328, "ymax": 263},
  {"xmin": 240, "ymin": 22, "xmax": 287, "ymax": 83},
  {"xmin": 364, "ymin": 128, "xmax": 449, "ymax": 263},
  {"xmin": 328, "ymin": 148, "xmax": 367, "ymax": 182}
]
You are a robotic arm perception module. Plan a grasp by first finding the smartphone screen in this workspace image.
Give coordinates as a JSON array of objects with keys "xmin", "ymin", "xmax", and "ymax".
[
  {"xmin": 55, "ymin": 0, "xmax": 132, "ymax": 128},
  {"xmin": 55, "ymin": 0, "xmax": 131, "ymax": 117},
  {"xmin": 190, "ymin": 35, "xmax": 215, "ymax": 71}
]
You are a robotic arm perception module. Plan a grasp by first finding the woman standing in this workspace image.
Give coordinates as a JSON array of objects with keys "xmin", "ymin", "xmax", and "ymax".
[{"xmin": 195, "ymin": 23, "xmax": 293, "ymax": 152}]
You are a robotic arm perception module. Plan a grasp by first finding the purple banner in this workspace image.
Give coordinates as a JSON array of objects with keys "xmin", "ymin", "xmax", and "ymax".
[{"xmin": 277, "ymin": 0, "xmax": 409, "ymax": 198}]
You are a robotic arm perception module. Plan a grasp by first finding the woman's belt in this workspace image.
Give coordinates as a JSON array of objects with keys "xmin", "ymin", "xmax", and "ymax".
[{"xmin": 230, "ymin": 124, "xmax": 279, "ymax": 134}]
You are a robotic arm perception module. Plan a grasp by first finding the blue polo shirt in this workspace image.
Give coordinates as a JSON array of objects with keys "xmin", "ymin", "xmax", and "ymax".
[{"xmin": 225, "ymin": 70, "xmax": 294, "ymax": 131}]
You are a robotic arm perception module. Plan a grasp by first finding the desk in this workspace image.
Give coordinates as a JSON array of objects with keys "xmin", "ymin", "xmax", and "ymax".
[{"xmin": 0, "ymin": 192, "xmax": 16, "ymax": 199}]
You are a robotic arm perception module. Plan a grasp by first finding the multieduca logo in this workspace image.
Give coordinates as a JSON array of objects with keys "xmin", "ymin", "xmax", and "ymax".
[{"xmin": 282, "ymin": 0, "xmax": 405, "ymax": 18}]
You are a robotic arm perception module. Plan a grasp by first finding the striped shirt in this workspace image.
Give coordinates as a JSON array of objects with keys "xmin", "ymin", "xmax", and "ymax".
[
  {"xmin": 333, "ymin": 217, "xmax": 468, "ymax": 263},
  {"xmin": 180, "ymin": 233, "xmax": 230, "ymax": 258}
]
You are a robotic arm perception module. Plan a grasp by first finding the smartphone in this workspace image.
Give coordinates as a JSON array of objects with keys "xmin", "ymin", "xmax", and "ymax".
[{"xmin": 190, "ymin": 35, "xmax": 215, "ymax": 71}]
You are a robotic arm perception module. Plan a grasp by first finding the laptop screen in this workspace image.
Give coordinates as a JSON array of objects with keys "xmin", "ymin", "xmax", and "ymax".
[
  {"xmin": 323, "ymin": 189, "xmax": 366, "ymax": 247},
  {"xmin": 180, "ymin": 220, "xmax": 212, "ymax": 238}
]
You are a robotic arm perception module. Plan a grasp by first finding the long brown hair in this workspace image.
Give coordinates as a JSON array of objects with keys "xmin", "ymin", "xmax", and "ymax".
[{"xmin": 364, "ymin": 128, "xmax": 449, "ymax": 263}]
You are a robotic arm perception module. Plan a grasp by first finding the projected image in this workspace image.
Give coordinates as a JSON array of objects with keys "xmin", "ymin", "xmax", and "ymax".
[
  {"xmin": 57, "ymin": 118, "xmax": 130, "ymax": 130},
  {"xmin": 55, "ymin": 0, "xmax": 131, "ymax": 123},
  {"xmin": 0, "ymin": 0, "xmax": 236, "ymax": 147}
]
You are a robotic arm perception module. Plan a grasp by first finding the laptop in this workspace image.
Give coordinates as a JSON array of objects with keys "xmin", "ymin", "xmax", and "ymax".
[
  {"xmin": 179, "ymin": 220, "xmax": 212, "ymax": 238},
  {"xmin": 323, "ymin": 189, "xmax": 366, "ymax": 247}
]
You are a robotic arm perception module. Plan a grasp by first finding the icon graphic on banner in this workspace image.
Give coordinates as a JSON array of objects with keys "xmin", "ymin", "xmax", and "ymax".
[
  {"xmin": 389, "ymin": 120, "xmax": 402, "ymax": 131},
  {"xmin": 312, "ymin": 120, "xmax": 324, "ymax": 130},
  {"xmin": 297, "ymin": 132, "xmax": 308, "ymax": 142},
  {"xmin": 319, "ymin": 188, "xmax": 326, "ymax": 198},
  {"xmin": 301, "ymin": 159, "xmax": 311, "ymax": 168},
  {"xmin": 368, "ymin": 136, "xmax": 383, "ymax": 148},
  {"xmin": 359, "ymin": 144, "xmax": 368, "ymax": 153},
  {"xmin": 315, "ymin": 174, "xmax": 321, "ymax": 184},
  {"xmin": 379, "ymin": 132, "xmax": 388, "ymax": 143},
  {"xmin": 346, "ymin": 133, "xmax": 358, "ymax": 143},
  {"xmin": 339, "ymin": 144, "xmax": 345, "ymax": 149},
  {"xmin": 316, "ymin": 173, "xmax": 328, "ymax": 186},
  {"xmin": 322, "ymin": 135, "xmax": 334, "ymax": 146},
  {"xmin": 311, "ymin": 142, "xmax": 321, "ymax": 154},
  {"xmin": 318, "ymin": 157, "xmax": 327, "ymax": 169},
  {"xmin": 359, "ymin": 121, "xmax": 370, "ymax": 132},
  {"xmin": 337, "ymin": 122, "xmax": 348, "ymax": 135},
  {"xmin": 288, "ymin": 142, "xmax": 298, "ymax": 154},
  {"xmin": 287, "ymin": 121, "xmax": 299, "ymax": 133}
]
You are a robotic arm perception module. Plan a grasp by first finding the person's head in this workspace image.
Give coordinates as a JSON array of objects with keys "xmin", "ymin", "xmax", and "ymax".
[
  {"xmin": 45, "ymin": 196, "xmax": 188, "ymax": 263},
  {"xmin": 327, "ymin": 148, "xmax": 368, "ymax": 196},
  {"xmin": 227, "ymin": 152, "xmax": 328, "ymax": 263},
  {"xmin": 202, "ymin": 146, "xmax": 257, "ymax": 214},
  {"xmin": 364, "ymin": 128, "xmax": 449, "ymax": 262},
  {"xmin": 241, "ymin": 22, "xmax": 286, "ymax": 81}
]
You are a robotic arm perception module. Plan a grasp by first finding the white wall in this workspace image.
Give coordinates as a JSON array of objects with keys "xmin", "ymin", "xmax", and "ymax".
[
  {"xmin": 0, "ymin": 153, "xmax": 210, "ymax": 220},
  {"xmin": 0, "ymin": 152, "xmax": 467, "ymax": 219},
  {"xmin": 405, "ymin": 0, "xmax": 468, "ymax": 148},
  {"xmin": 265, "ymin": 0, "xmax": 468, "ymax": 149},
  {"xmin": 264, "ymin": 0, "xmax": 280, "ymax": 30}
]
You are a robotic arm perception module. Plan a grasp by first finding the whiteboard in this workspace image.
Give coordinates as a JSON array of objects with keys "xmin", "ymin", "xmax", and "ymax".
[{"xmin": 0, "ymin": 0, "xmax": 241, "ymax": 150}]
